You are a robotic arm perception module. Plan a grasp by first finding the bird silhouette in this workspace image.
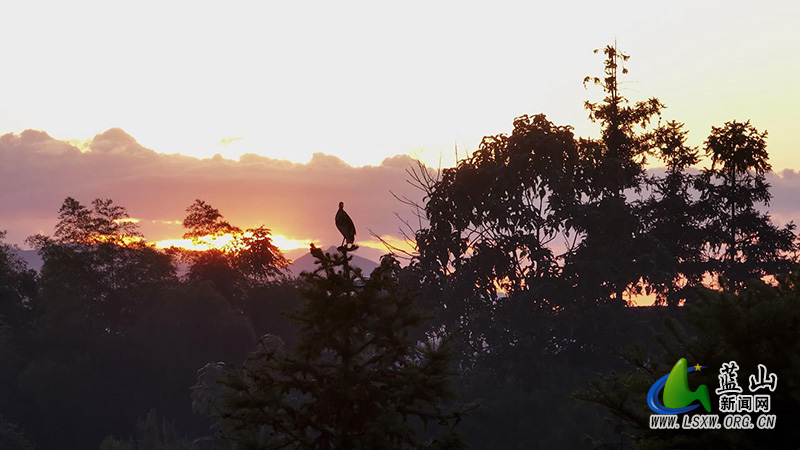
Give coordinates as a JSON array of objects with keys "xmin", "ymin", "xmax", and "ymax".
[{"xmin": 335, "ymin": 201, "xmax": 356, "ymax": 250}]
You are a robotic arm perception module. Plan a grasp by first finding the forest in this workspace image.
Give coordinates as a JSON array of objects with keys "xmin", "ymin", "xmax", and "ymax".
[{"xmin": 1, "ymin": 45, "xmax": 799, "ymax": 450}]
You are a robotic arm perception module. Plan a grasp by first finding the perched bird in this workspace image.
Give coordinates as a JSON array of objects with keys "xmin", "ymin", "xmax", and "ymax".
[{"xmin": 335, "ymin": 201, "xmax": 356, "ymax": 249}]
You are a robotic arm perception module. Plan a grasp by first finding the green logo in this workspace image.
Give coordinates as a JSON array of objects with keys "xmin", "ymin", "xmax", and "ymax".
[{"xmin": 648, "ymin": 358, "xmax": 711, "ymax": 414}]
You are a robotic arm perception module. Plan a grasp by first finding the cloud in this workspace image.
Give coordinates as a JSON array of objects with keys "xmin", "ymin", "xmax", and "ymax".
[
  {"xmin": 2, "ymin": 128, "xmax": 799, "ymax": 265},
  {"xmin": 220, "ymin": 137, "xmax": 244, "ymax": 146},
  {"xmin": 766, "ymin": 169, "xmax": 800, "ymax": 227},
  {"xmin": 88, "ymin": 128, "xmax": 157, "ymax": 156},
  {"xmin": 0, "ymin": 129, "xmax": 425, "ymax": 263}
]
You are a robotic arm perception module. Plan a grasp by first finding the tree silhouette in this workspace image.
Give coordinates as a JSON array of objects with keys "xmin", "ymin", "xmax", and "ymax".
[
  {"xmin": 99, "ymin": 409, "xmax": 194, "ymax": 450},
  {"xmin": 0, "ymin": 233, "xmax": 36, "ymax": 447},
  {"xmin": 182, "ymin": 199, "xmax": 242, "ymax": 240},
  {"xmin": 51, "ymin": 197, "xmax": 143, "ymax": 244},
  {"xmin": 26, "ymin": 197, "xmax": 176, "ymax": 335},
  {"xmin": 15, "ymin": 198, "xmax": 179, "ymax": 449},
  {"xmin": 411, "ymin": 114, "xmax": 581, "ymax": 361},
  {"xmin": 407, "ymin": 44, "xmax": 799, "ymax": 448},
  {"xmin": 12, "ymin": 198, "xmax": 270, "ymax": 449},
  {"xmin": 640, "ymin": 121, "xmax": 706, "ymax": 305},
  {"xmin": 566, "ymin": 43, "xmax": 666, "ymax": 305},
  {"xmin": 0, "ymin": 416, "xmax": 34, "ymax": 450},
  {"xmin": 698, "ymin": 120, "xmax": 796, "ymax": 290},
  {"xmin": 0, "ymin": 230, "xmax": 35, "ymax": 323},
  {"xmin": 194, "ymin": 246, "xmax": 466, "ymax": 450},
  {"xmin": 577, "ymin": 272, "xmax": 800, "ymax": 449},
  {"xmin": 180, "ymin": 200, "xmax": 289, "ymax": 302},
  {"xmin": 582, "ymin": 44, "xmax": 664, "ymax": 198}
]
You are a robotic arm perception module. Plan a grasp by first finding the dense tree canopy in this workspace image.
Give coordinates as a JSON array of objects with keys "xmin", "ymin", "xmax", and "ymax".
[
  {"xmin": 0, "ymin": 197, "xmax": 297, "ymax": 450},
  {"xmin": 698, "ymin": 121, "xmax": 796, "ymax": 291},
  {"xmin": 409, "ymin": 43, "xmax": 799, "ymax": 448},
  {"xmin": 194, "ymin": 246, "xmax": 466, "ymax": 450},
  {"xmin": 25, "ymin": 198, "xmax": 175, "ymax": 337},
  {"xmin": 180, "ymin": 200, "xmax": 290, "ymax": 303},
  {"xmin": 577, "ymin": 272, "xmax": 800, "ymax": 449}
]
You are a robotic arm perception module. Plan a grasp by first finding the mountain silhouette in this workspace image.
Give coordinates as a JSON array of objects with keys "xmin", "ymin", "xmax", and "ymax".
[
  {"xmin": 11, "ymin": 249, "xmax": 43, "ymax": 272},
  {"xmin": 288, "ymin": 246, "xmax": 379, "ymax": 277},
  {"xmin": 14, "ymin": 246, "xmax": 381, "ymax": 279}
]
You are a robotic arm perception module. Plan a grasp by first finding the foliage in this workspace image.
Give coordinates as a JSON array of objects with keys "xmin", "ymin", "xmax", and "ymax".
[
  {"xmin": 0, "ymin": 231, "xmax": 35, "ymax": 385},
  {"xmin": 25, "ymin": 198, "xmax": 176, "ymax": 336},
  {"xmin": 4, "ymin": 198, "xmax": 289, "ymax": 450},
  {"xmin": 0, "ymin": 416, "xmax": 35, "ymax": 450},
  {"xmin": 417, "ymin": 114, "xmax": 578, "ymax": 292},
  {"xmin": 182, "ymin": 200, "xmax": 241, "ymax": 240},
  {"xmin": 0, "ymin": 236, "xmax": 35, "ymax": 447},
  {"xmin": 697, "ymin": 120, "xmax": 796, "ymax": 291},
  {"xmin": 99, "ymin": 409, "xmax": 194, "ymax": 450},
  {"xmin": 194, "ymin": 246, "xmax": 466, "ymax": 450},
  {"xmin": 0, "ymin": 230, "xmax": 36, "ymax": 307},
  {"xmin": 180, "ymin": 200, "xmax": 290, "ymax": 300},
  {"xmin": 565, "ymin": 44, "xmax": 666, "ymax": 305},
  {"xmin": 50, "ymin": 197, "xmax": 142, "ymax": 245},
  {"xmin": 640, "ymin": 121, "xmax": 706, "ymax": 305},
  {"xmin": 414, "ymin": 43, "xmax": 671, "ymax": 320},
  {"xmin": 241, "ymin": 279, "xmax": 305, "ymax": 349},
  {"xmin": 577, "ymin": 272, "xmax": 800, "ymax": 449},
  {"xmin": 127, "ymin": 283, "xmax": 257, "ymax": 430},
  {"xmin": 412, "ymin": 114, "xmax": 582, "ymax": 359},
  {"xmin": 408, "ymin": 42, "xmax": 799, "ymax": 449},
  {"xmin": 454, "ymin": 302, "xmax": 666, "ymax": 450},
  {"xmin": 582, "ymin": 44, "xmax": 665, "ymax": 197}
]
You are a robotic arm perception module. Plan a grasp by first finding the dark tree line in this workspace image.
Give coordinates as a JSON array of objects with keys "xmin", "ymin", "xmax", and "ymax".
[
  {"xmin": 193, "ymin": 247, "xmax": 466, "ymax": 450},
  {"xmin": 407, "ymin": 44, "xmax": 799, "ymax": 448},
  {"xmin": 1, "ymin": 197, "xmax": 463, "ymax": 450},
  {"xmin": 0, "ymin": 198, "xmax": 303, "ymax": 450},
  {"xmin": 411, "ymin": 45, "xmax": 795, "ymax": 361},
  {"xmin": 415, "ymin": 44, "xmax": 795, "ymax": 313}
]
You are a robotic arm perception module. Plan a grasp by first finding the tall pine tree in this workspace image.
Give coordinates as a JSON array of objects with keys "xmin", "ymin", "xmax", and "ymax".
[
  {"xmin": 193, "ymin": 246, "xmax": 466, "ymax": 450},
  {"xmin": 566, "ymin": 43, "xmax": 665, "ymax": 305},
  {"xmin": 698, "ymin": 120, "xmax": 796, "ymax": 291}
]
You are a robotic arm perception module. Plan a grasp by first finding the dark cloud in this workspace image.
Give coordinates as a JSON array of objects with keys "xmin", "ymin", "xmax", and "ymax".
[{"xmin": 0, "ymin": 129, "xmax": 425, "ymax": 263}]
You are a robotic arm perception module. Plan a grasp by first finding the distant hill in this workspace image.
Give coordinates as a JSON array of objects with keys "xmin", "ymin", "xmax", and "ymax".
[
  {"xmin": 11, "ymin": 249, "xmax": 42, "ymax": 272},
  {"xmin": 12, "ymin": 246, "xmax": 381, "ymax": 279},
  {"xmin": 288, "ymin": 246, "xmax": 379, "ymax": 277}
]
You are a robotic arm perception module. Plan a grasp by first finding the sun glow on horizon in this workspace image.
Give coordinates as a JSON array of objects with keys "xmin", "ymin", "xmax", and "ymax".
[
  {"xmin": 153, "ymin": 233, "xmax": 314, "ymax": 253},
  {"xmin": 269, "ymin": 234, "xmax": 316, "ymax": 252},
  {"xmin": 358, "ymin": 235, "xmax": 415, "ymax": 254}
]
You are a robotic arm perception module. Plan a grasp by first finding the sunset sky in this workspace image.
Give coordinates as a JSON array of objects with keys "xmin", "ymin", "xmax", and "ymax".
[{"xmin": 2, "ymin": 1, "xmax": 800, "ymax": 262}]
